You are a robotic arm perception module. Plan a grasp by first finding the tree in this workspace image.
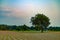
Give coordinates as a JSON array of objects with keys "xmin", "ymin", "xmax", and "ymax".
[
  {"xmin": 0, "ymin": 24, "xmax": 8, "ymax": 30},
  {"xmin": 31, "ymin": 13, "xmax": 50, "ymax": 32},
  {"xmin": 16, "ymin": 24, "xmax": 29, "ymax": 31},
  {"xmin": 30, "ymin": 26, "xmax": 35, "ymax": 30},
  {"xmin": 21, "ymin": 24, "xmax": 28, "ymax": 31}
]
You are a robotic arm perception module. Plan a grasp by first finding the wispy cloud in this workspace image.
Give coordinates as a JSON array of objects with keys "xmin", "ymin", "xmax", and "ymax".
[{"xmin": 0, "ymin": 0, "xmax": 60, "ymax": 26}]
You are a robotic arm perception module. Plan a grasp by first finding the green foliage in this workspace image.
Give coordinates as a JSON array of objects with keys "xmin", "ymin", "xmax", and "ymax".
[
  {"xmin": 16, "ymin": 24, "xmax": 30, "ymax": 31},
  {"xmin": 31, "ymin": 14, "xmax": 50, "ymax": 27},
  {"xmin": 0, "ymin": 24, "xmax": 60, "ymax": 31},
  {"xmin": 0, "ymin": 24, "xmax": 8, "ymax": 30},
  {"xmin": 0, "ymin": 24, "xmax": 30, "ymax": 31},
  {"xmin": 48, "ymin": 26, "xmax": 60, "ymax": 31},
  {"xmin": 31, "ymin": 13, "xmax": 50, "ymax": 32}
]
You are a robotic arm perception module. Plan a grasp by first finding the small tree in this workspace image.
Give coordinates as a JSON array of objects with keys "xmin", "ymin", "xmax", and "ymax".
[
  {"xmin": 22, "ymin": 24, "xmax": 29, "ymax": 31},
  {"xmin": 31, "ymin": 13, "xmax": 50, "ymax": 32}
]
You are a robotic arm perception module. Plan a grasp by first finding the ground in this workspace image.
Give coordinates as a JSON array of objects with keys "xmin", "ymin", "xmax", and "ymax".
[{"xmin": 0, "ymin": 31, "xmax": 60, "ymax": 40}]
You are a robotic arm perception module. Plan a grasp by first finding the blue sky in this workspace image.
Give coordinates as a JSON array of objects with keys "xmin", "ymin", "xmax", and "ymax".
[{"xmin": 0, "ymin": 0, "xmax": 60, "ymax": 26}]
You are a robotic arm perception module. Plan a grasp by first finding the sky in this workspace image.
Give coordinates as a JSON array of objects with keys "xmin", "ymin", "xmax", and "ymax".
[{"xmin": 0, "ymin": 0, "xmax": 60, "ymax": 26}]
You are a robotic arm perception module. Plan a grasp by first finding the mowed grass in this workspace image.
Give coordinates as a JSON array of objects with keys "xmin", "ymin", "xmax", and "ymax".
[{"xmin": 0, "ymin": 31, "xmax": 60, "ymax": 40}]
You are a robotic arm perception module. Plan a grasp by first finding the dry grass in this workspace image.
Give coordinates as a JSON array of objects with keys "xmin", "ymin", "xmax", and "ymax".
[{"xmin": 0, "ymin": 31, "xmax": 60, "ymax": 40}]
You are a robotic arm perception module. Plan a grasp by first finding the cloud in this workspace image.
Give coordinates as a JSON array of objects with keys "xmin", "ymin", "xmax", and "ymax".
[
  {"xmin": 0, "ymin": 6, "xmax": 35, "ymax": 19},
  {"xmin": 0, "ymin": 0, "xmax": 60, "ymax": 26}
]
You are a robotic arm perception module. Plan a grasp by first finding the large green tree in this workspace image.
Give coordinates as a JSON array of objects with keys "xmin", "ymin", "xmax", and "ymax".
[{"xmin": 31, "ymin": 13, "xmax": 50, "ymax": 32}]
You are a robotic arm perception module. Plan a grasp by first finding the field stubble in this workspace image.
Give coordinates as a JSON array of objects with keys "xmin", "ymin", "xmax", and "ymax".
[{"xmin": 0, "ymin": 31, "xmax": 60, "ymax": 40}]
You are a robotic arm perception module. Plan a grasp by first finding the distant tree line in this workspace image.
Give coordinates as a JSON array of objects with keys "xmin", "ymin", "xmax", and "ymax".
[
  {"xmin": 0, "ymin": 24, "xmax": 34, "ymax": 31},
  {"xmin": 0, "ymin": 13, "xmax": 60, "ymax": 31},
  {"xmin": 48, "ymin": 26, "xmax": 60, "ymax": 31},
  {"xmin": 0, "ymin": 24, "xmax": 60, "ymax": 31},
  {"xmin": 0, "ymin": 24, "xmax": 30, "ymax": 31}
]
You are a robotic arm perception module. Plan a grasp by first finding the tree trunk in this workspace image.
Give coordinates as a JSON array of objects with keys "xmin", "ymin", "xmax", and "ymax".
[{"xmin": 41, "ymin": 26, "xmax": 44, "ymax": 33}]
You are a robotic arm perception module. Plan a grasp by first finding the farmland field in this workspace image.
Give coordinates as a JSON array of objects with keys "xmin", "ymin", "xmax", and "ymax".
[{"xmin": 0, "ymin": 31, "xmax": 60, "ymax": 40}]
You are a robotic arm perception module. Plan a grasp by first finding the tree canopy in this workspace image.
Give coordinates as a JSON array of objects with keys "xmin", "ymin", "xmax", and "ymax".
[{"xmin": 31, "ymin": 13, "xmax": 50, "ymax": 32}]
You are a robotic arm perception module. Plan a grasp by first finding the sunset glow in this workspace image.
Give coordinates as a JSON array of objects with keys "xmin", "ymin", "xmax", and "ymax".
[{"xmin": 0, "ymin": 0, "xmax": 60, "ymax": 26}]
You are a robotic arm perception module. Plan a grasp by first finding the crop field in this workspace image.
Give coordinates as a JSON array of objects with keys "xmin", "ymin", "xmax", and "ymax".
[{"xmin": 0, "ymin": 31, "xmax": 60, "ymax": 40}]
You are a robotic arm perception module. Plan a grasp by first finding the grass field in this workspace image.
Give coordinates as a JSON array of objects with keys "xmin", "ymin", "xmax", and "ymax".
[{"xmin": 0, "ymin": 31, "xmax": 60, "ymax": 40}]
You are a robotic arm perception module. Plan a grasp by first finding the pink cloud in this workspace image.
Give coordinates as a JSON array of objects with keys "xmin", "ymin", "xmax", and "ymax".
[{"xmin": 1, "ymin": 6, "xmax": 34, "ymax": 18}]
